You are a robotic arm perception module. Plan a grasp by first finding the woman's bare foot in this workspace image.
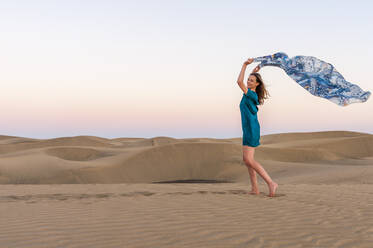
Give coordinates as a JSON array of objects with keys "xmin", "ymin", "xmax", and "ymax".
[{"xmin": 268, "ymin": 182, "xmax": 278, "ymax": 197}]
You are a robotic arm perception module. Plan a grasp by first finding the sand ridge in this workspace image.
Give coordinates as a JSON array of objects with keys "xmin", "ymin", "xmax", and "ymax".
[{"xmin": 0, "ymin": 130, "xmax": 372, "ymax": 184}]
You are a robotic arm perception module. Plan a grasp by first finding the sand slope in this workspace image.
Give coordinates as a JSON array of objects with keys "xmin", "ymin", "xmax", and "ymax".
[{"xmin": 0, "ymin": 131, "xmax": 373, "ymax": 184}]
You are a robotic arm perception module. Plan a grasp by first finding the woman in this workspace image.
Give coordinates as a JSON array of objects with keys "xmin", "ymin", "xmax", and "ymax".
[{"xmin": 237, "ymin": 58, "xmax": 278, "ymax": 197}]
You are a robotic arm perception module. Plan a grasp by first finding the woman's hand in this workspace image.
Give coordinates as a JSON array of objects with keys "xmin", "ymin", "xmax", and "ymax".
[
  {"xmin": 252, "ymin": 65, "xmax": 260, "ymax": 73},
  {"xmin": 243, "ymin": 58, "xmax": 254, "ymax": 65}
]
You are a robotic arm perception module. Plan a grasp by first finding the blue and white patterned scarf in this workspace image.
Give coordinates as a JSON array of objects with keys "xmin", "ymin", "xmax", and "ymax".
[{"xmin": 253, "ymin": 52, "xmax": 371, "ymax": 106}]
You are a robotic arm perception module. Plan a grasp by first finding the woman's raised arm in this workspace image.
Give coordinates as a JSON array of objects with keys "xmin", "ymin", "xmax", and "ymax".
[
  {"xmin": 237, "ymin": 58, "xmax": 253, "ymax": 83},
  {"xmin": 237, "ymin": 59, "xmax": 253, "ymax": 93}
]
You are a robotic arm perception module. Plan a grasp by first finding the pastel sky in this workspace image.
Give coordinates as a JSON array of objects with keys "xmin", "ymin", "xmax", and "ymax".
[{"xmin": 1, "ymin": 0, "xmax": 372, "ymax": 139}]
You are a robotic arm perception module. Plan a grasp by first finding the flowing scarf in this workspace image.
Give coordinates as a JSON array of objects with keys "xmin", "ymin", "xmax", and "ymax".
[{"xmin": 253, "ymin": 52, "xmax": 371, "ymax": 106}]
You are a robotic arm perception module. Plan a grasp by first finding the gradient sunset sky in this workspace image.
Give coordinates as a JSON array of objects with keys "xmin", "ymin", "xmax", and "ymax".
[{"xmin": 1, "ymin": 0, "xmax": 372, "ymax": 139}]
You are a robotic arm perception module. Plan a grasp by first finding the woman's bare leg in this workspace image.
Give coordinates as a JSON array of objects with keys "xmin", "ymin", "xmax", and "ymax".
[
  {"xmin": 243, "ymin": 146, "xmax": 260, "ymax": 194},
  {"xmin": 243, "ymin": 145, "xmax": 278, "ymax": 197},
  {"xmin": 247, "ymin": 165, "xmax": 259, "ymax": 194}
]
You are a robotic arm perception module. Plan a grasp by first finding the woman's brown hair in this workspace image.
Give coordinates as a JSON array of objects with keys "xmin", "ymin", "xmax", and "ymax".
[{"xmin": 250, "ymin": 72, "xmax": 270, "ymax": 105}]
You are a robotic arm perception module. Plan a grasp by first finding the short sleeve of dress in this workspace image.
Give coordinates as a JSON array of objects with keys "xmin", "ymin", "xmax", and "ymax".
[{"xmin": 245, "ymin": 90, "xmax": 259, "ymax": 105}]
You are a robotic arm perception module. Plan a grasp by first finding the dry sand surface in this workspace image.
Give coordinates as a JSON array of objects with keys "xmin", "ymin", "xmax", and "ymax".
[{"xmin": 1, "ymin": 131, "xmax": 373, "ymax": 247}]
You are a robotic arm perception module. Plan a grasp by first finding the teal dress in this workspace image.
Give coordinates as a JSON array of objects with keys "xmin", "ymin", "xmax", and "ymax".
[{"xmin": 239, "ymin": 89, "xmax": 260, "ymax": 147}]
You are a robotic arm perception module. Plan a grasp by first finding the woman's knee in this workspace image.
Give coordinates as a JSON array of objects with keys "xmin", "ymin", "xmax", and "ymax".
[{"xmin": 243, "ymin": 157, "xmax": 255, "ymax": 167}]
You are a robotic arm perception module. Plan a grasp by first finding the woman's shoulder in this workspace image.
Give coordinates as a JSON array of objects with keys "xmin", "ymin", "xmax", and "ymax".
[{"xmin": 244, "ymin": 89, "xmax": 259, "ymax": 103}]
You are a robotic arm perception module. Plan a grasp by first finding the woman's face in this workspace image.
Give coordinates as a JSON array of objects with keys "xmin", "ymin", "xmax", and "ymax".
[{"xmin": 247, "ymin": 75, "xmax": 259, "ymax": 89}]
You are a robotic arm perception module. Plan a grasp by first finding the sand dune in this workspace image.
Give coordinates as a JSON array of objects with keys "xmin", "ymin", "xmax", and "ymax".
[
  {"xmin": 1, "ymin": 131, "xmax": 373, "ymax": 247},
  {"xmin": 259, "ymin": 130, "xmax": 366, "ymax": 144},
  {"xmin": 0, "ymin": 130, "xmax": 372, "ymax": 184},
  {"xmin": 45, "ymin": 147, "xmax": 113, "ymax": 161}
]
